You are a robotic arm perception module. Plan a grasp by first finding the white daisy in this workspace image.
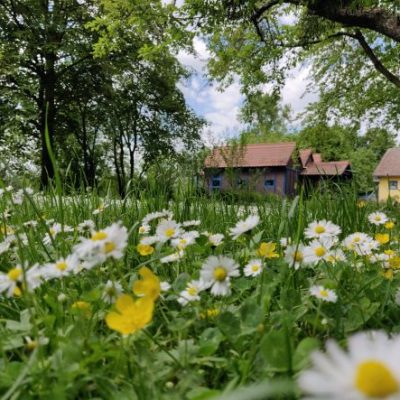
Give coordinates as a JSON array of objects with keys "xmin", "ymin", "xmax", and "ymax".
[
  {"xmin": 139, "ymin": 235, "xmax": 159, "ymax": 246},
  {"xmin": 309, "ymin": 285, "xmax": 337, "ymax": 302},
  {"xmin": 25, "ymin": 264, "xmax": 44, "ymax": 291},
  {"xmin": 160, "ymin": 251, "xmax": 184, "ymax": 264},
  {"xmin": 102, "ymin": 280, "xmax": 123, "ymax": 303},
  {"xmin": 160, "ymin": 281, "xmax": 171, "ymax": 292},
  {"xmin": 142, "ymin": 210, "xmax": 173, "ymax": 225},
  {"xmin": 343, "ymin": 233, "xmax": 379, "ymax": 256},
  {"xmin": 42, "ymin": 254, "xmax": 80, "ymax": 279},
  {"xmin": 182, "ymin": 220, "xmax": 201, "ymax": 227},
  {"xmin": 208, "ymin": 233, "xmax": 224, "ymax": 247},
  {"xmin": 0, "ymin": 265, "xmax": 24, "ymax": 297},
  {"xmin": 299, "ymin": 331, "xmax": 400, "ymax": 399},
  {"xmin": 156, "ymin": 219, "xmax": 182, "ymax": 243},
  {"xmin": 77, "ymin": 219, "xmax": 96, "ymax": 233},
  {"xmin": 280, "ymin": 237, "xmax": 292, "ymax": 247},
  {"xmin": 368, "ymin": 211, "xmax": 389, "ymax": 226},
  {"xmin": 171, "ymin": 231, "xmax": 199, "ymax": 249},
  {"xmin": 178, "ymin": 280, "xmax": 205, "ymax": 306},
  {"xmin": 244, "ymin": 259, "xmax": 263, "ymax": 277},
  {"xmin": 229, "ymin": 214, "xmax": 260, "ymax": 240},
  {"xmin": 138, "ymin": 224, "xmax": 151, "ymax": 235},
  {"xmin": 200, "ymin": 255, "xmax": 240, "ymax": 296},
  {"xmin": 304, "ymin": 220, "xmax": 342, "ymax": 240},
  {"xmin": 284, "ymin": 244, "xmax": 306, "ymax": 270},
  {"xmin": 304, "ymin": 239, "xmax": 334, "ymax": 265},
  {"xmin": 74, "ymin": 222, "xmax": 128, "ymax": 269}
]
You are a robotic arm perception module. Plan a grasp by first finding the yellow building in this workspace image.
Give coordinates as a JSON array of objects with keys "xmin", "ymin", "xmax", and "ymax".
[{"xmin": 373, "ymin": 148, "xmax": 400, "ymax": 202}]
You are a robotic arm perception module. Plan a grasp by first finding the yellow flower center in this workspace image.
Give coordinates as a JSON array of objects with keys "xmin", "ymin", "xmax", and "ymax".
[
  {"xmin": 375, "ymin": 216, "xmax": 382, "ymax": 222},
  {"xmin": 49, "ymin": 228, "xmax": 56, "ymax": 235},
  {"xmin": 251, "ymin": 264, "xmax": 260, "ymax": 272},
  {"xmin": 353, "ymin": 236, "xmax": 361, "ymax": 243},
  {"xmin": 91, "ymin": 231, "xmax": 108, "ymax": 241},
  {"xmin": 7, "ymin": 267, "xmax": 22, "ymax": 281},
  {"xmin": 294, "ymin": 251, "xmax": 303, "ymax": 262},
  {"xmin": 355, "ymin": 360, "xmax": 398, "ymax": 397},
  {"xmin": 314, "ymin": 225, "xmax": 326, "ymax": 234},
  {"xmin": 187, "ymin": 287, "xmax": 198, "ymax": 296},
  {"xmin": 213, "ymin": 267, "xmax": 227, "ymax": 282},
  {"xmin": 314, "ymin": 247, "xmax": 326, "ymax": 257},
  {"xmin": 139, "ymin": 226, "xmax": 146, "ymax": 234},
  {"xmin": 13, "ymin": 287, "xmax": 22, "ymax": 297},
  {"xmin": 56, "ymin": 261, "xmax": 67, "ymax": 271},
  {"xmin": 165, "ymin": 228, "xmax": 175, "ymax": 238},
  {"xmin": 319, "ymin": 289, "xmax": 329, "ymax": 298},
  {"xmin": 106, "ymin": 287, "xmax": 117, "ymax": 296},
  {"xmin": 104, "ymin": 241, "xmax": 116, "ymax": 253}
]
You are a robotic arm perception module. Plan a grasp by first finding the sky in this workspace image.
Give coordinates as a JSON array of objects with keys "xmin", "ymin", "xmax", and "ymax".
[{"xmin": 177, "ymin": 37, "xmax": 319, "ymax": 146}]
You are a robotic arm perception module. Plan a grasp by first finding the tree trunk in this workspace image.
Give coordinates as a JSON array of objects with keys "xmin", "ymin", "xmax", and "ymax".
[{"xmin": 39, "ymin": 52, "xmax": 57, "ymax": 189}]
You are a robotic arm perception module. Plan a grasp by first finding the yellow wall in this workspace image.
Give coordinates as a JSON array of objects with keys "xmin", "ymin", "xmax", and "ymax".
[{"xmin": 378, "ymin": 176, "xmax": 400, "ymax": 202}]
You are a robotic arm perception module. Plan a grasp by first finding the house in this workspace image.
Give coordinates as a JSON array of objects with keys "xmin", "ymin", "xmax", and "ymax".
[
  {"xmin": 204, "ymin": 142, "xmax": 351, "ymax": 196},
  {"xmin": 373, "ymin": 148, "xmax": 400, "ymax": 202}
]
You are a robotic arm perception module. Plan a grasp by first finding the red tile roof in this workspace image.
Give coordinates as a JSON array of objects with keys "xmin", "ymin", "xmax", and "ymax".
[
  {"xmin": 373, "ymin": 148, "xmax": 400, "ymax": 177},
  {"xmin": 312, "ymin": 153, "xmax": 322, "ymax": 163},
  {"xmin": 301, "ymin": 161, "xmax": 351, "ymax": 176},
  {"xmin": 299, "ymin": 149, "xmax": 312, "ymax": 167},
  {"xmin": 204, "ymin": 142, "xmax": 296, "ymax": 168}
]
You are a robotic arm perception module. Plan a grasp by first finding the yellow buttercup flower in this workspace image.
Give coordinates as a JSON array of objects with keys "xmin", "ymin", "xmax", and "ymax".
[
  {"xmin": 375, "ymin": 233, "xmax": 390, "ymax": 245},
  {"xmin": 257, "ymin": 242, "xmax": 279, "ymax": 258},
  {"xmin": 385, "ymin": 221, "xmax": 395, "ymax": 230},
  {"xmin": 72, "ymin": 301, "xmax": 92, "ymax": 317},
  {"xmin": 199, "ymin": 308, "xmax": 220, "ymax": 319},
  {"xmin": 382, "ymin": 269, "xmax": 394, "ymax": 280},
  {"xmin": 105, "ymin": 294, "xmax": 154, "ymax": 335},
  {"xmin": 388, "ymin": 256, "xmax": 400, "ymax": 270},
  {"xmin": 133, "ymin": 267, "xmax": 160, "ymax": 301},
  {"xmin": 357, "ymin": 200, "xmax": 366, "ymax": 208},
  {"xmin": 136, "ymin": 243, "xmax": 154, "ymax": 256}
]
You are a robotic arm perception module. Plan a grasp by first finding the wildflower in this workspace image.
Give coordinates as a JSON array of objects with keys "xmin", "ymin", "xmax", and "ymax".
[
  {"xmin": 284, "ymin": 244, "xmax": 306, "ymax": 269},
  {"xmin": 304, "ymin": 239, "xmax": 333, "ymax": 265},
  {"xmin": 375, "ymin": 233, "xmax": 390, "ymax": 245},
  {"xmin": 257, "ymin": 242, "xmax": 279, "ymax": 259},
  {"xmin": 0, "ymin": 266, "xmax": 23, "ymax": 297},
  {"xmin": 138, "ymin": 224, "xmax": 151, "ymax": 234},
  {"xmin": 304, "ymin": 220, "xmax": 341, "ymax": 240},
  {"xmin": 102, "ymin": 280, "xmax": 123, "ymax": 304},
  {"xmin": 309, "ymin": 285, "xmax": 337, "ymax": 302},
  {"xmin": 368, "ymin": 211, "xmax": 388, "ymax": 225},
  {"xmin": 343, "ymin": 233, "xmax": 379, "ymax": 256},
  {"xmin": 43, "ymin": 222, "xmax": 73, "ymax": 245},
  {"xmin": 42, "ymin": 254, "xmax": 79, "ymax": 279},
  {"xmin": 229, "ymin": 214, "xmax": 260, "ymax": 240},
  {"xmin": 326, "ymin": 249, "xmax": 346, "ymax": 264},
  {"xmin": 25, "ymin": 336, "xmax": 49, "ymax": 351},
  {"xmin": 92, "ymin": 202, "xmax": 108, "ymax": 215},
  {"xmin": 244, "ymin": 259, "xmax": 263, "ymax": 277},
  {"xmin": 199, "ymin": 308, "xmax": 220, "ymax": 319},
  {"xmin": 385, "ymin": 221, "xmax": 395, "ymax": 230},
  {"xmin": 105, "ymin": 294, "xmax": 154, "ymax": 335},
  {"xmin": 200, "ymin": 255, "xmax": 239, "ymax": 296},
  {"xmin": 160, "ymin": 281, "xmax": 171, "ymax": 292},
  {"xmin": 77, "ymin": 220, "xmax": 95, "ymax": 233},
  {"xmin": 280, "ymin": 237, "xmax": 292, "ymax": 247},
  {"xmin": 139, "ymin": 235, "xmax": 158, "ymax": 246},
  {"xmin": 299, "ymin": 331, "xmax": 400, "ymax": 399},
  {"xmin": 357, "ymin": 200, "xmax": 366, "ymax": 208},
  {"xmin": 74, "ymin": 222, "xmax": 128, "ymax": 268},
  {"xmin": 160, "ymin": 251, "xmax": 184, "ymax": 264},
  {"xmin": 171, "ymin": 231, "xmax": 199, "ymax": 250},
  {"xmin": 137, "ymin": 243, "xmax": 154, "ymax": 256},
  {"xmin": 23, "ymin": 220, "xmax": 38, "ymax": 228},
  {"xmin": 71, "ymin": 301, "xmax": 92, "ymax": 317},
  {"xmin": 142, "ymin": 210, "xmax": 173, "ymax": 225},
  {"xmin": 208, "ymin": 233, "xmax": 224, "ymax": 247},
  {"xmin": 133, "ymin": 267, "xmax": 160, "ymax": 301},
  {"xmin": 57, "ymin": 293, "xmax": 68, "ymax": 303},
  {"xmin": 178, "ymin": 280, "xmax": 205, "ymax": 305},
  {"xmin": 25, "ymin": 264, "xmax": 44, "ymax": 291},
  {"xmin": 182, "ymin": 220, "xmax": 201, "ymax": 227},
  {"xmin": 155, "ymin": 219, "xmax": 182, "ymax": 243}
]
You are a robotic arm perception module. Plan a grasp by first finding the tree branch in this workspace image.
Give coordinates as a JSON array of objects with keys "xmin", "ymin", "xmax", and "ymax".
[{"xmin": 353, "ymin": 29, "xmax": 400, "ymax": 88}]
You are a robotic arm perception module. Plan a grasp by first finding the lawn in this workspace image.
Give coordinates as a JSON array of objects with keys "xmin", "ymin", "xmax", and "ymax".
[{"xmin": 0, "ymin": 184, "xmax": 399, "ymax": 399}]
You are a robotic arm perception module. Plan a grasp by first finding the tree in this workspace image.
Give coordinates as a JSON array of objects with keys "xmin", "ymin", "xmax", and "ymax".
[
  {"xmin": 0, "ymin": 0, "xmax": 98, "ymax": 188},
  {"xmin": 183, "ymin": 1, "xmax": 400, "ymax": 128}
]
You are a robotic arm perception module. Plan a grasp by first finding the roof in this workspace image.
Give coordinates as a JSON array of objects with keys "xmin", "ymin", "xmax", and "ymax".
[
  {"xmin": 301, "ymin": 161, "xmax": 351, "ymax": 176},
  {"xmin": 312, "ymin": 153, "xmax": 322, "ymax": 163},
  {"xmin": 299, "ymin": 149, "xmax": 312, "ymax": 168},
  {"xmin": 204, "ymin": 142, "xmax": 297, "ymax": 169},
  {"xmin": 373, "ymin": 148, "xmax": 400, "ymax": 177}
]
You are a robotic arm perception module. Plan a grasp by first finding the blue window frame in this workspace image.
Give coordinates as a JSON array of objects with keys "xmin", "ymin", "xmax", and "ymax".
[
  {"xmin": 264, "ymin": 178, "xmax": 275, "ymax": 191},
  {"xmin": 211, "ymin": 175, "xmax": 222, "ymax": 190}
]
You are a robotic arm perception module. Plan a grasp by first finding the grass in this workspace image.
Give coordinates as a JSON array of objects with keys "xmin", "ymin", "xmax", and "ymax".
[{"xmin": 0, "ymin": 180, "xmax": 398, "ymax": 399}]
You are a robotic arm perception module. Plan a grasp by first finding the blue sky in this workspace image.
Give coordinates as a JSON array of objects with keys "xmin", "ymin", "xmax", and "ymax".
[{"xmin": 177, "ymin": 37, "xmax": 318, "ymax": 145}]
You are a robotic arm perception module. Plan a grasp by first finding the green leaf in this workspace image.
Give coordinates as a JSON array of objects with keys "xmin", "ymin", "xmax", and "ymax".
[
  {"xmin": 292, "ymin": 337, "xmax": 320, "ymax": 372},
  {"xmin": 260, "ymin": 330, "xmax": 291, "ymax": 372}
]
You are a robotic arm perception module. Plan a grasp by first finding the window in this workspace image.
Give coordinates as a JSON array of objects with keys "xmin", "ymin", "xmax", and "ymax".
[
  {"xmin": 389, "ymin": 180, "xmax": 398, "ymax": 190},
  {"xmin": 264, "ymin": 179, "xmax": 275, "ymax": 190},
  {"xmin": 211, "ymin": 175, "xmax": 222, "ymax": 190},
  {"xmin": 237, "ymin": 177, "xmax": 248, "ymax": 188}
]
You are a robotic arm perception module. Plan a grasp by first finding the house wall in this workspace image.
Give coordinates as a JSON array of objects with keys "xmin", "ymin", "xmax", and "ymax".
[
  {"xmin": 204, "ymin": 167, "xmax": 297, "ymax": 196},
  {"xmin": 378, "ymin": 176, "xmax": 400, "ymax": 202}
]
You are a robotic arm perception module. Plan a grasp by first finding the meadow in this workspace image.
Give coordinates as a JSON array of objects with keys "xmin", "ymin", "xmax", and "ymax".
[{"xmin": 0, "ymin": 181, "xmax": 399, "ymax": 400}]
